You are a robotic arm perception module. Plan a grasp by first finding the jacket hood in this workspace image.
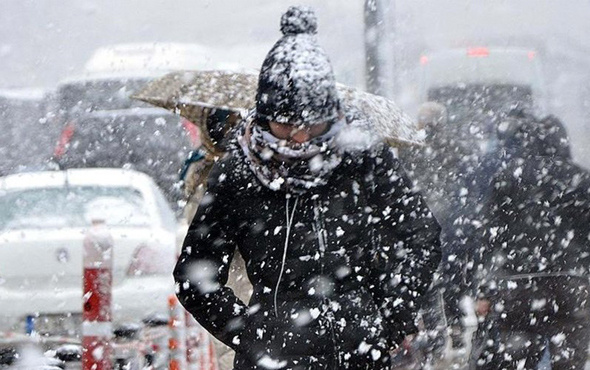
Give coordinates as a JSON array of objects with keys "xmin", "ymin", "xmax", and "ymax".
[{"xmin": 502, "ymin": 112, "xmax": 571, "ymax": 159}]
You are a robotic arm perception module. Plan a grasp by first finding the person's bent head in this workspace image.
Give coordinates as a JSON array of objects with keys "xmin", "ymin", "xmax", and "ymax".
[
  {"xmin": 254, "ymin": 6, "xmax": 342, "ymax": 145},
  {"xmin": 416, "ymin": 102, "xmax": 447, "ymax": 131}
]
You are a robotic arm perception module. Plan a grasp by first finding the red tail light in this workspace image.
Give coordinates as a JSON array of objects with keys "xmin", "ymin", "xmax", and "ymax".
[
  {"xmin": 420, "ymin": 55, "xmax": 429, "ymax": 65},
  {"xmin": 127, "ymin": 245, "xmax": 175, "ymax": 277},
  {"xmin": 53, "ymin": 122, "xmax": 76, "ymax": 158},
  {"xmin": 528, "ymin": 51, "xmax": 536, "ymax": 61},
  {"xmin": 467, "ymin": 47, "xmax": 489, "ymax": 57}
]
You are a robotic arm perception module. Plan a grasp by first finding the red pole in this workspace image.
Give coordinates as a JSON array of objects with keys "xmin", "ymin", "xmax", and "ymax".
[
  {"xmin": 82, "ymin": 219, "xmax": 114, "ymax": 370},
  {"xmin": 207, "ymin": 336, "xmax": 218, "ymax": 370},
  {"xmin": 185, "ymin": 310, "xmax": 201, "ymax": 368},
  {"xmin": 168, "ymin": 295, "xmax": 187, "ymax": 370},
  {"xmin": 185, "ymin": 315, "xmax": 219, "ymax": 370}
]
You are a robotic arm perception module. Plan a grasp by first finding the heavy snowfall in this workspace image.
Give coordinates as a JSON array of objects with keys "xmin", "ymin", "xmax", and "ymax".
[{"xmin": 1, "ymin": 1, "xmax": 590, "ymax": 369}]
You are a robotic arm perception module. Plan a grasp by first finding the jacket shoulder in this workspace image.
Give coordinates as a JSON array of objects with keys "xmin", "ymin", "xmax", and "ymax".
[
  {"xmin": 206, "ymin": 141, "xmax": 264, "ymax": 195},
  {"xmin": 341, "ymin": 144, "xmax": 400, "ymax": 170},
  {"xmin": 360, "ymin": 144, "xmax": 402, "ymax": 177}
]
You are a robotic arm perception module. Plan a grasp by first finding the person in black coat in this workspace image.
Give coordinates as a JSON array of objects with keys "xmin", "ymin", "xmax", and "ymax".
[
  {"xmin": 470, "ymin": 112, "xmax": 590, "ymax": 369},
  {"xmin": 174, "ymin": 6, "xmax": 442, "ymax": 370}
]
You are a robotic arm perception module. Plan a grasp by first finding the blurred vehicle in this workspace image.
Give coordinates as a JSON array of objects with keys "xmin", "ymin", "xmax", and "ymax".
[
  {"xmin": 419, "ymin": 47, "xmax": 545, "ymax": 97},
  {"xmin": 82, "ymin": 42, "xmax": 241, "ymax": 74},
  {"xmin": 418, "ymin": 46, "xmax": 546, "ymax": 153},
  {"xmin": 48, "ymin": 74, "xmax": 200, "ymax": 207},
  {"xmin": 0, "ymin": 168, "xmax": 177, "ymax": 336},
  {"xmin": 48, "ymin": 43, "xmax": 249, "ymax": 208},
  {"xmin": 0, "ymin": 88, "xmax": 56, "ymax": 176}
]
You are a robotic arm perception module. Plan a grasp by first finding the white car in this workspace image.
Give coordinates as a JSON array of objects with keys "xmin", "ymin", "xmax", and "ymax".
[{"xmin": 0, "ymin": 168, "xmax": 178, "ymax": 336}]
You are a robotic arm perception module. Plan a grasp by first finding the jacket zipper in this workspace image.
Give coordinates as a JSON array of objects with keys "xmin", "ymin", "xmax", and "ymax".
[
  {"xmin": 274, "ymin": 195, "xmax": 299, "ymax": 318},
  {"xmin": 313, "ymin": 198, "xmax": 339, "ymax": 368}
]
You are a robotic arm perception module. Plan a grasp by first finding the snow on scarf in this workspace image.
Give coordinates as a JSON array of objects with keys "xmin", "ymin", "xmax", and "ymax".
[{"xmin": 237, "ymin": 114, "xmax": 344, "ymax": 193}]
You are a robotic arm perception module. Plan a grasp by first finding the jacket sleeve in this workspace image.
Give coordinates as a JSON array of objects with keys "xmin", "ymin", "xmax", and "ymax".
[
  {"xmin": 173, "ymin": 161, "xmax": 248, "ymax": 350},
  {"xmin": 366, "ymin": 146, "xmax": 442, "ymax": 345},
  {"xmin": 473, "ymin": 164, "xmax": 523, "ymax": 299}
]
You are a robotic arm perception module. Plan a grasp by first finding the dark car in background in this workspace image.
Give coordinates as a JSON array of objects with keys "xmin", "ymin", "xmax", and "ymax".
[
  {"xmin": 49, "ymin": 74, "xmax": 200, "ymax": 208},
  {"xmin": 0, "ymin": 88, "xmax": 55, "ymax": 176},
  {"xmin": 418, "ymin": 47, "xmax": 546, "ymax": 154}
]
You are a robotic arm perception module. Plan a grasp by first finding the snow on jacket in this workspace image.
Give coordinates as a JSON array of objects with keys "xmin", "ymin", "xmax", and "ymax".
[
  {"xmin": 477, "ymin": 115, "xmax": 590, "ymax": 292},
  {"xmin": 174, "ymin": 134, "xmax": 442, "ymax": 369}
]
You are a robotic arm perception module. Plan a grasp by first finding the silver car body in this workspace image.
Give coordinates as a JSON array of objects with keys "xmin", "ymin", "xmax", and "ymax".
[{"xmin": 0, "ymin": 168, "xmax": 177, "ymax": 334}]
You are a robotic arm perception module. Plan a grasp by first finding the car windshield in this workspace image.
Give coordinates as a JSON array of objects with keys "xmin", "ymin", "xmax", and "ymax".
[
  {"xmin": 0, "ymin": 186, "xmax": 151, "ymax": 230},
  {"xmin": 57, "ymin": 78, "xmax": 153, "ymax": 113}
]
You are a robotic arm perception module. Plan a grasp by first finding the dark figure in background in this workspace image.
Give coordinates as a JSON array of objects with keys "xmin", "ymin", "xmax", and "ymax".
[
  {"xmin": 399, "ymin": 102, "xmax": 475, "ymax": 355},
  {"xmin": 470, "ymin": 112, "xmax": 590, "ymax": 369},
  {"xmin": 174, "ymin": 6, "xmax": 441, "ymax": 370},
  {"xmin": 179, "ymin": 107, "xmax": 241, "ymax": 222},
  {"xmin": 178, "ymin": 107, "xmax": 253, "ymax": 369}
]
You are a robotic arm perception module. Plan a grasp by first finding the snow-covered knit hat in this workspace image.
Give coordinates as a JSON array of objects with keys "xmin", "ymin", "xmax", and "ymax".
[{"xmin": 255, "ymin": 6, "xmax": 341, "ymax": 127}]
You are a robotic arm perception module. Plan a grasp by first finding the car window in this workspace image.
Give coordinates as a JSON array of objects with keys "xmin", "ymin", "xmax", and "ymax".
[
  {"xmin": 57, "ymin": 114, "xmax": 194, "ymax": 206},
  {"xmin": 0, "ymin": 186, "xmax": 151, "ymax": 230},
  {"xmin": 56, "ymin": 78, "xmax": 153, "ymax": 114}
]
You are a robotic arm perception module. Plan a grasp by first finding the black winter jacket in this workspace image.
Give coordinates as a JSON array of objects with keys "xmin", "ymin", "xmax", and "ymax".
[
  {"xmin": 478, "ymin": 115, "xmax": 590, "ymax": 293},
  {"xmin": 174, "ymin": 141, "xmax": 442, "ymax": 369}
]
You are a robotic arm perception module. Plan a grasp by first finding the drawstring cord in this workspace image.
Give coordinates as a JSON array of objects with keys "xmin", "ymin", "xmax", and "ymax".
[{"xmin": 274, "ymin": 195, "xmax": 299, "ymax": 317}]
